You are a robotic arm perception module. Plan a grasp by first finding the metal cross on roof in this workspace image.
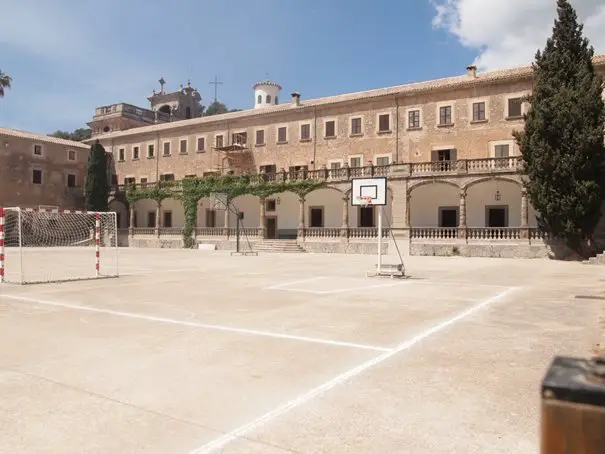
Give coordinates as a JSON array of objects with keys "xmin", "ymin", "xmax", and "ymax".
[
  {"xmin": 158, "ymin": 77, "xmax": 166, "ymax": 93},
  {"xmin": 209, "ymin": 75, "xmax": 223, "ymax": 103}
]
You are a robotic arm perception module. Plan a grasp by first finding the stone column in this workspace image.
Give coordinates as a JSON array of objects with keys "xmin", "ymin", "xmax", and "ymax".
[
  {"xmin": 458, "ymin": 189, "xmax": 467, "ymax": 239},
  {"xmin": 297, "ymin": 196, "xmax": 306, "ymax": 239},
  {"xmin": 341, "ymin": 195, "xmax": 349, "ymax": 238},
  {"xmin": 259, "ymin": 197, "xmax": 267, "ymax": 238},
  {"xmin": 155, "ymin": 201, "xmax": 161, "ymax": 237},
  {"xmin": 129, "ymin": 203, "xmax": 135, "ymax": 236},
  {"xmin": 404, "ymin": 194, "xmax": 411, "ymax": 228},
  {"xmin": 520, "ymin": 189, "xmax": 529, "ymax": 239}
]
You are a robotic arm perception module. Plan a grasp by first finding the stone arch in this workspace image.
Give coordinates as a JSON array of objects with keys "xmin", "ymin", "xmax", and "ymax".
[
  {"xmin": 462, "ymin": 176, "xmax": 522, "ymax": 191},
  {"xmin": 306, "ymin": 188, "xmax": 345, "ymax": 228},
  {"xmin": 464, "ymin": 177, "xmax": 524, "ymax": 227},
  {"xmin": 231, "ymin": 194, "xmax": 260, "ymax": 229},
  {"xmin": 319, "ymin": 185, "xmax": 344, "ymax": 195},
  {"xmin": 108, "ymin": 198, "xmax": 129, "ymax": 229},
  {"xmin": 108, "ymin": 194, "xmax": 129, "ymax": 206},
  {"xmin": 158, "ymin": 105, "xmax": 171, "ymax": 114},
  {"xmin": 408, "ymin": 179, "xmax": 461, "ymax": 195},
  {"xmin": 409, "ymin": 180, "xmax": 461, "ymax": 227}
]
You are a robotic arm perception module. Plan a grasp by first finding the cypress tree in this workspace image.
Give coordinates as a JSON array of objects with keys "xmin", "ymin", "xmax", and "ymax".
[
  {"xmin": 84, "ymin": 139, "xmax": 110, "ymax": 212},
  {"xmin": 514, "ymin": 0, "xmax": 605, "ymax": 256}
]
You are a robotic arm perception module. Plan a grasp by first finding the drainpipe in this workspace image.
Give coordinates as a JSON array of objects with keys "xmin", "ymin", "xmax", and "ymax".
[
  {"xmin": 225, "ymin": 121, "xmax": 230, "ymax": 174},
  {"xmin": 155, "ymin": 132, "xmax": 160, "ymax": 182},
  {"xmin": 312, "ymin": 106, "xmax": 317, "ymax": 170},
  {"xmin": 395, "ymin": 97, "xmax": 400, "ymax": 163}
]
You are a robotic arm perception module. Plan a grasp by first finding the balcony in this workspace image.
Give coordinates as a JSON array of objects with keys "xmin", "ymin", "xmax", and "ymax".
[
  {"xmin": 92, "ymin": 103, "xmax": 171, "ymax": 124},
  {"xmin": 110, "ymin": 156, "xmax": 523, "ymax": 194}
]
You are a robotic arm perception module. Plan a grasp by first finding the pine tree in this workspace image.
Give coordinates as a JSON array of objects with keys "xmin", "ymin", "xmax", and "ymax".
[
  {"xmin": 513, "ymin": 0, "xmax": 605, "ymax": 255},
  {"xmin": 84, "ymin": 140, "xmax": 109, "ymax": 212}
]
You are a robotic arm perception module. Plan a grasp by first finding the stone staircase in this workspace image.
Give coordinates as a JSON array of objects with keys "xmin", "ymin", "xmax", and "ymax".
[
  {"xmin": 587, "ymin": 252, "xmax": 605, "ymax": 264},
  {"xmin": 253, "ymin": 239, "xmax": 306, "ymax": 253}
]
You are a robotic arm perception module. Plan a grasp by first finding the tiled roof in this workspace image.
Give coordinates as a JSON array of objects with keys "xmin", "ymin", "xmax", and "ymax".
[
  {"xmin": 253, "ymin": 80, "xmax": 283, "ymax": 89},
  {"xmin": 0, "ymin": 127, "xmax": 90, "ymax": 149},
  {"xmin": 94, "ymin": 55, "xmax": 605, "ymax": 141}
]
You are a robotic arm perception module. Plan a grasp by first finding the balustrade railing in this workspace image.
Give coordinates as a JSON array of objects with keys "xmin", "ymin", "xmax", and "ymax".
[
  {"xmin": 305, "ymin": 227, "xmax": 342, "ymax": 238},
  {"xmin": 410, "ymin": 227, "xmax": 458, "ymax": 240},
  {"xmin": 158, "ymin": 227, "xmax": 182, "ymax": 236},
  {"xmin": 348, "ymin": 227, "xmax": 390, "ymax": 239},
  {"xmin": 110, "ymin": 157, "xmax": 523, "ymax": 193},
  {"xmin": 466, "ymin": 227, "xmax": 521, "ymax": 240},
  {"xmin": 194, "ymin": 227, "xmax": 225, "ymax": 236},
  {"xmin": 127, "ymin": 226, "xmax": 550, "ymax": 243},
  {"xmin": 529, "ymin": 228, "xmax": 551, "ymax": 241},
  {"xmin": 132, "ymin": 227, "xmax": 155, "ymax": 235},
  {"xmin": 410, "ymin": 227, "xmax": 548, "ymax": 242},
  {"xmin": 227, "ymin": 227, "xmax": 259, "ymax": 237},
  {"xmin": 94, "ymin": 103, "xmax": 171, "ymax": 124}
]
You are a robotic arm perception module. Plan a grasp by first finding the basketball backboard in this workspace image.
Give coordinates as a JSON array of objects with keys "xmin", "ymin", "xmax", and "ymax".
[{"xmin": 350, "ymin": 177, "xmax": 387, "ymax": 206}]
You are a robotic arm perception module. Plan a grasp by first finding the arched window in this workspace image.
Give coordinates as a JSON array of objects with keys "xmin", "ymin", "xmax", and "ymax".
[
  {"xmin": 275, "ymin": 96, "xmax": 278, "ymax": 104},
  {"xmin": 257, "ymin": 95, "xmax": 262, "ymax": 104},
  {"xmin": 266, "ymin": 95, "xmax": 271, "ymax": 103},
  {"xmin": 185, "ymin": 106, "xmax": 191, "ymax": 119}
]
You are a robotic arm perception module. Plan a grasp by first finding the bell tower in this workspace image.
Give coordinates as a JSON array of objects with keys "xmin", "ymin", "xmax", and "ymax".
[{"xmin": 148, "ymin": 78, "xmax": 202, "ymax": 119}]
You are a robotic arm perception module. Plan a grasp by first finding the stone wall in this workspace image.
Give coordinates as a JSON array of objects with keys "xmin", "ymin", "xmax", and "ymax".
[
  {"xmin": 301, "ymin": 240, "xmax": 387, "ymax": 254},
  {"xmin": 409, "ymin": 241, "xmax": 572, "ymax": 259}
]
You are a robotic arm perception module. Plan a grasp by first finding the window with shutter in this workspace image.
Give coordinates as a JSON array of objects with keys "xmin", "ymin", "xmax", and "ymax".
[
  {"xmin": 378, "ymin": 114, "xmax": 390, "ymax": 132},
  {"xmin": 325, "ymin": 121, "xmax": 335, "ymax": 137},
  {"xmin": 300, "ymin": 124, "xmax": 311, "ymax": 140}
]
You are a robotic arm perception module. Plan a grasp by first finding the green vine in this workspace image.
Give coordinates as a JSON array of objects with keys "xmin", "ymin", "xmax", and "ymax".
[
  {"xmin": 124, "ymin": 176, "xmax": 325, "ymax": 248},
  {"xmin": 125, "ymin": 182, "xmax": 175, "ymax": 203}
]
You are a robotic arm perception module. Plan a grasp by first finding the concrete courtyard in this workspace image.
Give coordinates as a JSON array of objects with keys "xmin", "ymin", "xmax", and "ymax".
[{"xmin": 0, "ymin": 248, "xmax": 602, "ymax": 453}]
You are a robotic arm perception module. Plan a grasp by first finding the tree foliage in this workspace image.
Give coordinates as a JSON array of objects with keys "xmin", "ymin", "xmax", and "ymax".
[
  {"xmin": 0, "ymin": 70, "xmax": 12, "ymax": 98},
  {"xmin": 513, "ymin": 0, "xmax": 605, "ymax": 254},
  {"xmin": 202, "ymin": 100, "xmax": 241, "ymax": 116},
  {"xmin": 85, "ymin": 140, "xmax": 110, "ymax": 212},
  {"xmin": 49, "ymin": 128, "xmax": 92, "ymax": 142}
]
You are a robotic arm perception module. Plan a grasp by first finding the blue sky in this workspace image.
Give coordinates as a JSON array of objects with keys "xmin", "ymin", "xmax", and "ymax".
[{"xmin": 2, "ymin": 0, "xmax": 604, "ymax": 135}]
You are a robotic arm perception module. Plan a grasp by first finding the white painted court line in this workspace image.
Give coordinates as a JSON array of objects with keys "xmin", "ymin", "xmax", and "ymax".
[
  {"xmin": 264, "ymin": 278, "xmax": 509, "ymax": 295},
  {"xmin": 189, "ymin": 286, "xmax": 518, "ymax": 454},
  {"xmin": 270, "ymin": 281, "xmax": 407, "ymax": 295},
  {"xmin": 263, "ymin": 276, "xmax": 326, "ymax": 290},
  {"xmin": 2, "ymin": 294, "xmax": 389, "ymax": 353}
]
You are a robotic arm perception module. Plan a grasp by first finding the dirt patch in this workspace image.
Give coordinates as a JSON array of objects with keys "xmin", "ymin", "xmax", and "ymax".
[{"xmin": 591, "ymin": 316, "xmax": 605, "ymax": 356}]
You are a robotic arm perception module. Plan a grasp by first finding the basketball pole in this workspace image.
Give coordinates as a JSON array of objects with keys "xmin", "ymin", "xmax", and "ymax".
[{"xmin": 377, "ymin": 204, "xmax": 382, "ymax": 271}]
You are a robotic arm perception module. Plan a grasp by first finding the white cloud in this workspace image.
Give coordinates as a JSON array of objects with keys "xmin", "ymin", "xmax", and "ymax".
[{"xmin": 431, "ymin": 0, "xmax": 605, "ymax": 70}]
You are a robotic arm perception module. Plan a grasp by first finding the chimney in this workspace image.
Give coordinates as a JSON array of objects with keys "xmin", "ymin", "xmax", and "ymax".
[
  {"xmin": 466, "ymin": 64, "xmax": 477, "ymax": 78},
  {"xmin": 291, "ymin": 92, "xmax": 300, "ymax": 106}
]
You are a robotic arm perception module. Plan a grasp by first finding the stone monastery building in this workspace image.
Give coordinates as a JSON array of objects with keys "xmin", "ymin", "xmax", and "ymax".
[{"xmin": 88, "ymin": 56, "xmax": 605, "ymax": 257}]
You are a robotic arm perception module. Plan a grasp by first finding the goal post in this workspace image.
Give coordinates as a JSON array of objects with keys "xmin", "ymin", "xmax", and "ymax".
[{"xmin": 0, "ymin": 207, "xmax": 119, "ymax": 285}]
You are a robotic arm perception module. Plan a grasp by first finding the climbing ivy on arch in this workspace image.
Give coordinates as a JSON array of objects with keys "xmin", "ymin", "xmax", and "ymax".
[
  {"xmin": 178, "ymin": 175, "xmax": 326, "ymax": 247},
  {"xmin": 124, "ymin": 183, "xmax": 176, "ymax": 204}
]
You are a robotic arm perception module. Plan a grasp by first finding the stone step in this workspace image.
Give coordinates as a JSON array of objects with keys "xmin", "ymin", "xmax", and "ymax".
[
  {"xmin": 586, "ymin": 253, "xmax": 605, "ymax": 264},
  {"xmin": 254, "ymin": 240, "xmax": 306, "ymax": 253}
]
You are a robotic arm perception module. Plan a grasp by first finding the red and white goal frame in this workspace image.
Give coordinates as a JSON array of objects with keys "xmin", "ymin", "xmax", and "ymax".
[{"xmin": 0, "ymin": 207, "xmax": 119, "ymax": 285}]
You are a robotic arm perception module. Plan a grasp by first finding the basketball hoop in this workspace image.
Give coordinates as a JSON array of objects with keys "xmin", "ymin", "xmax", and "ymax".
[{"xmin": 357, "ymin": 196, "xmax": 373, "ymax": 207}]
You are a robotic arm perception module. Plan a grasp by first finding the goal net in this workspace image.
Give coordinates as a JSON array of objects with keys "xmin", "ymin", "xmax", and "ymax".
[{"xmin": 0, "ymin": 207, "xmax": 119, "ymax": 284}]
